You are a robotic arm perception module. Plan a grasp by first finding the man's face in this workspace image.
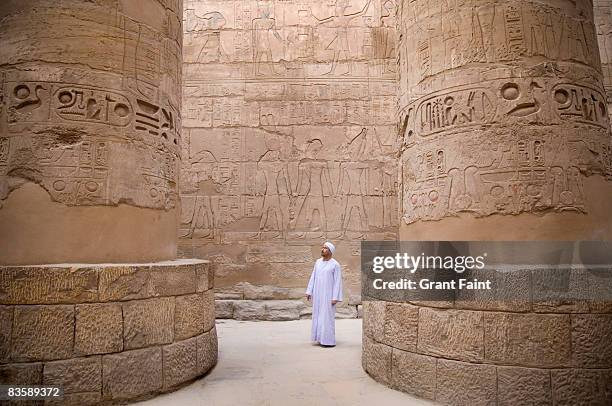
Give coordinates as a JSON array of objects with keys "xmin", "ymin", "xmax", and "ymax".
[{"xmin": 321, "ymin": 245, "xmax": 330, "ymax": 257}]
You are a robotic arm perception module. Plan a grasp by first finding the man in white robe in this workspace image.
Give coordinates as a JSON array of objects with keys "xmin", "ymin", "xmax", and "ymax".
[{"xmin": 305, "ymin": 241, "xmax": 343, "ymax": 347}]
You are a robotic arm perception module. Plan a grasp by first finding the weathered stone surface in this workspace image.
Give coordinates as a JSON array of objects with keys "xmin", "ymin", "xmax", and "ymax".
[
  {"xmin": 484, "ymin": 312, "xmax": 571, "ymax": 367},
  {"xmin": 43, "ymin": 356, "xmax": 101, "ymax": 394},
  {"xmin": 233, "ymin": 300, "xmax": 266, "ymax": 320},
  {"xmin": 0, "ymin": 363, "xmax": 42, "ymax": 385},
  {"xmin": 75, "ymin": 303, "xmax": 123, "ymax": 356},
  {"xmin": 11, "ymin": 305, "xmax": 74, "ymax": 362},
  {"xmin": 246, "ymin": 244, "xmax": 313, "ymax": 263},
  {"xmin": 173, "ymin": 289, "xmax": 215, "ymax": 339},
  {"xmin": 123, "ymin": 297, "xmax": 175, "ymax": 350},
  {"xmin": 0, "ymin": 267, "xmax": 98, "ymax": 304},
  {"xmin": 196, "ymin": 262, "xmax": 212, "ymax": 292},
  {"xmin": 418, "ymin": 307, "xmax": 484, "ymax": 362},
  {"xmin": 362, "ymin": 301, "xmax": 386, "ymax": 342},
  {"xmin": 0, "ymin": 305, "xmax": 12, "ymax": 362},
  {"xmin": 335, "ymin": 304, "xmax": 358, "ymax": 319},
  {"xmin": 215, "ymin": 300, "xmax": 234, "ymax": 319},
  {"xmin": 149, "ymin": 265, "xmax": 197, "ymax": 297},
  {"xmin": 362, "ymin": 335, "xmax": 392, "ymax": 385},
  {"xmin": 435, "ymin": 359, "xmax": 497, "ymax": 406},
  {"xmin": 382, "ymin": 303, "xmax": 418, "ymax": 351},
  {"xmin": 391, "ymin": 349, "xmax": 436, "ymax": 401},
  {"xmin": 551, "ymin": 369, "xmax": 608, "ymax": 406},
  {"xmin": 571, "ymin": 314, "xmax": 612, "ymax": 368},
  {"xmin": 265, "ymin": 300, "xmax": 304, "ymax": 321},
  {"xmin": 46, "ymin": 392, "xmax": 101, "ymax": 406},
  {"xmin": 196, "ymin": 327, "xmax": 218, "ymax": 375},
  {"xmin": 497, "ymin": 366, "xmax": 551, "ymax": 406},
  {"xmin": 242, "ymin": 283, "xmax": 305, "ymax": 300},
  {"xmin": 98, "ymin": 266, "xmax": 151, "ymax": 302},
  {"xmin": 102, "ymin": 347, "xmax": 163, "ymax": 401},
  {"xmin": 0, "ymin": 0, "xmax": 183, "ymax": 265},
  {"xmin": 162, "ymin": 337, "xmax": 199, "ymax": 390}
]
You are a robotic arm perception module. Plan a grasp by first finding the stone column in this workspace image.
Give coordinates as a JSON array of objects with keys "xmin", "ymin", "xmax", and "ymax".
[
  {"xmin": 596, "ymin": 0, "xmax": 612, "ymax": 122},
  {"xmin": 0, "ymin": 0, "xmax": 183, "ymax": 264},
  {"xmin": 363, "ymin": 0, "xmax": 612, "ymax": 405},
  {"xmin": 0, "ymin": 1, "xmax": 217, "ymax": 404}
]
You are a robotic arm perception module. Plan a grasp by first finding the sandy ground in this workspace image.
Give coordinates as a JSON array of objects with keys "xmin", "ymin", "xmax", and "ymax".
[{"xmin": 133, "ymin": 318, "xmax": 436, "ymax": 406}]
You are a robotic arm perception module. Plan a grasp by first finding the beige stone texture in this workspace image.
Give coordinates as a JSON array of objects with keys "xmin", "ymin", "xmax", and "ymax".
[
  {"xmin": 74, "ymin": 303, "xmax": 123, "ymax": 356},
  {"xmin": 45, "ymin": 392, "xmax": 101, "ymax": 406},
  {"xmin": 362, "ymin": 300, "xmax": 386, "ymax": 342},
  {"xmin": 43, "ymin": 356, "xmax": 102, "ymax": 394},
  {"xmin": 497, "ymin": 366, "xmax": 551, "ymax": 406},
  {"xmin": 382, "ymin": 302, "xmax": 418, "ymax": 351},
  {"xmin": 162, "ymin": 337, "xmax": 199, "ymax": 390},
  {"xmin": 418, "ymin": 307, "xmax": 484, "ymax": 363},
  {"xmin": 0, "ymin": 0, "xmax": 183, "ymax": 265},
  {"xmin": 551, "ymin": 369, "xmax": 611, "ymax": 406},
  {"xmin": 362, "ymin": 335, "xmax": 392, "ymax": 385},
  {"xmin": 0, "ymin": 362, "xmax": 42, "ymax": 385},
  {"xmin": 179, "ymin": 0, "xmax": 399, "ymax": 313},
  {"xmin": 175, "ymin": 292, "xmax": 210, "ymax": 340},
  {"xmin": 215, "ymin": 299, "xmax": 235, "ymax": 318},
  {"xmin": 390, "ymin": 349, "xmax": 436, "ymax": 401},
  {"xmin": 0, "ymin": 305, "xmax": 12, "ymax": 362},
  {"xmin": 102, "ymin": 347, "xmax": 163, "ymax": 401},
  {"xmin": 196, "ymin": 327, "xmax": 218, "ymax": 375},
  {"xmin": 123, "ymin": 297, "xmax": 175, "ymax": 350},
  {"xmin": 11, "ymin": 305, "xmax": 74, "ymax": 362},
  {"xmin": 571, "ymin": 314, "xmax": 612, "ymax": 368},
  {"xmin": 484, "ymin": 312, "xmax": 571, "ymax": 367},
  {"xmin": 435, "ymin": 359, "xmax": 497, "ymax": 406},
  {"xmin": 0, "ymin": 266, "xmax": 98, "ymax": 305}
]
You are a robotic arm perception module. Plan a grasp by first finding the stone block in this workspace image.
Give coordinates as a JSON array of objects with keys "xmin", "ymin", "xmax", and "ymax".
[
  {"xmin": 75, "ymin": 303, "xmax": 123, "ymax": 356},
  {"xmin": 362, "ymin": 300, "xmax": 385, "ymax": 342},
  {"xmin": 149, "ymin": 265, "xmax": 197, "ymax": 297},
  {"xmin": 497, "ymin": 366, "xmax": 551, "ymax": 406},
  {"xmin": 418, "ymin": 307, "xmax": 484, "ymax": 362},
  {"xmin": 102, "ymin": 347, "xmax": 162, "ymax": 401},
  {"xmin": 195, "ymin": 262, "xmax": 212, "ymax": 292},
  {"xmin": 202, "ymin": 289, "xmax": 216, "ymax": 331},
  {"xmin": 162, "ymin": 337, "xmax": 198, "ymax": 390},
  {"xmin": 123, "ymin": 297, "xmax": 175, "ymax": 350},
  {"xmin": 0, "ymin": 266, "xmax": 98, "ymax": 305},
  {"xmin": 484, "ymin": 312, "xmax": 571, "ymax": 367},
  {"xmin": 46, "ymin": 392, "xmax": 101, "ymax": 406},
  {"xmin": 0, "ymin": 363, "xmax": 42, "ymax": 385},
  {"xmin": 391, "ymin": 349, "xmax": 436, "ymax": 400},
  {"xmin": 99, "ymin": 266, "xmax": 150, "ymax": 302},
  {"xmin": 196, "ymin": 327, "xmax": 218, "ymax": 375},
  {"xmin": 233, "ymin": 300, "xmax": 266, "ymax": 320},
  {"xmin": 571, "ymin": 314, "xmax": 612, "ymax": 368},
  {"xmin": 362, "ymin": 335, "xmax": 392, "ymax": 385},
  {"xmin": 43, "ymin": 356, "xmax": 101, "ymax": 394},
  {"xmin": 11, "ymin": 305, "xmax": 74, "ymax": 362},
  {"xmin": 382, "ymin": 302, "xmax": 418, "ymax": 351},
  {"xmin": 264, "ymin": 300, "xmax": 303, "ymax": 321},
  {"xmin": 215, "ymin": 300, "xmax": 234, "ymax": 319},
  {"xmin": 242, "ymin": 283, "xmax": 305, "ymax": 300},
  {"xmin": 435, "ymin": 359, "xmax": 497, "ymax": 406},
  {"xmin": 455, "ymin": 268, "xmax": 531, "ymax": 312},
  {"xmin": 0, "ymin": 306, "xmax": 12, "ymax": 362},
  {"xmin": 551, "ymin": 369, "xmax": 608, "ymax": 406},
  {"xmin": 175, "ymin": 293, "xmax": 206, "ymax": 340}
]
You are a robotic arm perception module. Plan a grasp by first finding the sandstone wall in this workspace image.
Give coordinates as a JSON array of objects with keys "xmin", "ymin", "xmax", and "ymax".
[
  {"xmin": 180, "ymin": 0, "xmax": 399, "ymax": 318},
  {"xmin": 0, "ymin": 0, "xmax": 183, "ymax": 264},
  {"xmin": 0, "ymin": 260, "xmax": 217, "ymax": 405}
]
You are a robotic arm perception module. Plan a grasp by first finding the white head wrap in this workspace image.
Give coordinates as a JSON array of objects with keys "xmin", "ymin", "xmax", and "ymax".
[{"xmin": 323, "ymin": 241, "xmax": 336, "ymax": 255}]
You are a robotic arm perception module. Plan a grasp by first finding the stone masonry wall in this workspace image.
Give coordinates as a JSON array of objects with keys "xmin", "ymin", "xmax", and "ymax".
[
  {"xmin": 0, "ymin": 260, "xmax": 217, "ymax": 405},
  {"xmin": 180, "ymin": 0, "xmax": 399, "ymax": 319},
  {"xmin": 596, "ymin": 0, "xmax": 612, "ymax": 122}
]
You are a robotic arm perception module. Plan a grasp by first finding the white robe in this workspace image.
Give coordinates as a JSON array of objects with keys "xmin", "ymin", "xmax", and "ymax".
[{"xmin": 306, "ymin": 257, "xmax": 343, "ymax": 345}]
